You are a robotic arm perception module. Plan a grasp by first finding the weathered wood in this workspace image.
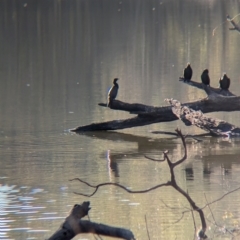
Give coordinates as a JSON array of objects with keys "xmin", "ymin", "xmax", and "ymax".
[
  {"xmin": 168, "ymin": 99, "xmax": 240, "ymax": 137},
  {"xmin": 47, "ymin": 202, "xmax": 135, "ymax": 240}
]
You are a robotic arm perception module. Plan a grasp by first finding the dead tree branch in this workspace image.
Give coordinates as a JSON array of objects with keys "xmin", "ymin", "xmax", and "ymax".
[
  {"xmin": 227, "ymin": 14, "xmax": 240, "ymax": 32},
  {"xmin": 69, "ymin": 178, "xmax": 171, "ymax": 197},
  {"xmin": 47, "ymin": 201, "xmax": 135, "ymax": 240},
  {"xmin": 70, "ymin": 129, "xmax": 207, "ymax": 238}
]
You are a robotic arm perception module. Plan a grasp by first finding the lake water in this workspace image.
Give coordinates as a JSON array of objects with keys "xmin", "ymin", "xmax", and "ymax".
[{"xmin": 1, "ymin": 0, "xmax": 240, "ymax": 239}]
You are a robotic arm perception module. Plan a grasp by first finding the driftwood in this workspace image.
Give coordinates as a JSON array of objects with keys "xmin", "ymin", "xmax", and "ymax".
[
  {"xmin": 167, "ymin": 98, "xmax": 240, "ymax": 137},
  {"xmin": 47, "ymin": 201, "xmax": 135, "ymax": 240},
  {"xmin": 71, "ymin": 79, "xmax": 240, "ymax": 132},
  {"xmin": 227, "ymin": 14, "xmax": 240, "ymax": 33}
]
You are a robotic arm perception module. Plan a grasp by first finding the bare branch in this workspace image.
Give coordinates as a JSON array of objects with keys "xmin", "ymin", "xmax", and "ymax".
[
  {"xmin": 190, "ymin": 208, "xmax": 196, "ymax": 235},
  {"xmin": 201, "ymin": 186, "xmax": 240, "ymax": 210},
  {"xmin": 145, "ymin": 215, "xmax": 151, "ymax": 240},
  {"xmin": 70, "ymin": 178, "xmax": 171, "ymax": 197},
  {"xmin": 172, "ymin": 129, "xmax": 187, "ymax": 167},
  {"xmin": 144, "ymin": 155, "xmax": 165, "ymax": 162}
]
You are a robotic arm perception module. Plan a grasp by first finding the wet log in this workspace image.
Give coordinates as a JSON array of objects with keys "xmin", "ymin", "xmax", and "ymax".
[
  {"xmin": 71, "ymin": 79, "xmax": 240, "ymax": 132},
  {"xmin": 227, "ymin": 15, "xmax": 240, "ymax": 33},
  {"xmin": 167, "ymin": 99, "xmax": 240, "ymax": 137},
  {"xmin": 47, "ymin": 202, "xmax": 135, "ymax": 240}
]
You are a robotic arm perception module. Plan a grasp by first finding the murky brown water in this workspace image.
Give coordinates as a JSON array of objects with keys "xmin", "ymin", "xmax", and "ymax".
[{"xmin": 1, "ymin": 0, "xmax": 240, "ymax": 239}]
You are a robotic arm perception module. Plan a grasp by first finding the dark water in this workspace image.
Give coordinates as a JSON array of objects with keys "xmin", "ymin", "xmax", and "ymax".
[{"xmin": 1, "ymin": 0, "xmax": 240, "ymax": 239}]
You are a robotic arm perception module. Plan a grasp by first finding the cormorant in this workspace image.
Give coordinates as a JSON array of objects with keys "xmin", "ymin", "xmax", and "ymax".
[
  {"xmin": 201, "ymin": 69, "xmax": 210, "ymax": 86},
  {"xmin": 183, "ymin": 63, "xmax": 192, "ymax": 82},
  {"xmin": 219, "ymin": 73, "xmax": 230, "ymax": 90},
  {"xmin": 107, "ymin": 78, "xmax": 119, "ymax": 107}
]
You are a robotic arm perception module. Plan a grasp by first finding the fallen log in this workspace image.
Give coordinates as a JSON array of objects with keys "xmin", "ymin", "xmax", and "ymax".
[
  {"xmin": 47, "ymin": 201, "xmax": 135, "ymax": 240},
  {"xmin": 71, "ymin": 80, "xmax": 240, "ymax": 132}
]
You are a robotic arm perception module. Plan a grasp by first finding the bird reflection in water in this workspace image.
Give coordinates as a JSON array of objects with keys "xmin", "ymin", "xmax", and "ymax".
[
  {"xmin": 185, "ymin": 167, "xmax": 194, "ymax": 181},
  {"xmin": 106, "ymin": 150, "xmax": 120, "ymax": 180},
  {"xmin": 203, "ymin": 162, "xmax": 212, "ymax": 177}
]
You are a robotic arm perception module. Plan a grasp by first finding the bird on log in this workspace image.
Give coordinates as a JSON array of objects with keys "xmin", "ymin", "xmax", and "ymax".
[
  {"xmin": 107, "ymin": 78, "xmax": 119, "ymax": 107},
  {"xmin": 219, "ymin": 73, "xmax": 230, "ymax": 91},
  {"xmin": 201, "ymin": 69, "xmax": 210, "ymax": 86},
  {"xmin": 183, "ymin": 63, "xmax": 192, "ymax": 82}
]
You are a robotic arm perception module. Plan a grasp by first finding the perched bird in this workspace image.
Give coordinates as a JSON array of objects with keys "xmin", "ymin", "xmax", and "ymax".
[
  {"xmin": 107, "ymin": 78, "xmax": 119, "ymax": 107},
  {"xmin": 219, "ymin": 73, "xmax": 230, "ymax": 90},
  {"xmin": 201, "ymin": 69, "xmax": 210, "ymax": 86},
  {"xmin": 183, "ymin": 63, "xmax": 192, "ymax": 82}
]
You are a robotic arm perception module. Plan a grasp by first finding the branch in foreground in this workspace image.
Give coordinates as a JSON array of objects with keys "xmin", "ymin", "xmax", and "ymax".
[
  {"xmin": 71, "ymin": 129, "xmax": 207, "ymax": 238},
  {"xmin": 47, "ymin": 201, "xmax": 135, "ymax": 240},
  {"xmin": 69, "ymin": 178, "xmax": 171, "ymax": 197}
]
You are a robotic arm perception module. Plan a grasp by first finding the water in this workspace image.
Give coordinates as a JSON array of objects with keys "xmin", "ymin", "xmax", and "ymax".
[{"xmin": 1, "ymin": 0, "xmax": 240, "ymax": 239}]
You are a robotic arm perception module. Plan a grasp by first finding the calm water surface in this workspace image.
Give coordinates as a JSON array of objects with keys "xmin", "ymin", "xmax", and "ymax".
[{"xmin": 1, "ymin": 1, "xmax": 240, "ymax": 239}]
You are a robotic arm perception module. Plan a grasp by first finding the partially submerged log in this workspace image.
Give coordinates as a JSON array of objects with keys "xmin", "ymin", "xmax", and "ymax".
[
  {"xmin": 71, "ymin": 79, "xmax": 240, "ymax": 132},
  {"xmin": 167, "ymin": 99, "xmax": 240, "ymax": 137},
  {"xmin": 47, "ymin": 201, "xmax": 135, "ymax": 240}
]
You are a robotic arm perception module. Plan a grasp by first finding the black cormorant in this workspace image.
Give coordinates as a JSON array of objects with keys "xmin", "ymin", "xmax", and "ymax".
[
  {"xmin": 107, "ymin": 78, "xmax": 119, "ymax": 107},
  {"xmin": 201, "ymin": 69, "xmax": 210, "ymax": 86},
  {"xmin": 219, "ymin": 73, "xmax": 230, "ymax": 90},
  {"xmin": 183, "ymin": 63, "xmax": 192, "ymax": 82}
]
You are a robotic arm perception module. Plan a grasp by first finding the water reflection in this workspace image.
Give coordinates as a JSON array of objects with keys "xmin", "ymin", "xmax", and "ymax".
[
  {"xmin": 80, "ymin": 131, "xmax": 178, "ymax": 152},
  {"xmin": 106, "ymin": 150, "xmax": 120, "ymax": 179},
  {"xmin": 184, "ymin": 166, "xmax": 194, "ymax": 181}
]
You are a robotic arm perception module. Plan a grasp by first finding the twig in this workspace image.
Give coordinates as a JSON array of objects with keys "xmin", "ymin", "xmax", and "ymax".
[
  {"xmin": 145, "ymin": 215, "xmax": 151, "ymax": 240},
  {"xmin": 150, "ymin": 130, "xmax": 206, "ymax": 142},
  {"xmin": 201, "ymin": 186, "xmax": 240, "ymax": 210},
  {"xmin": 227, "ymin": 14, "xmax": 240, "ymax": 32},
  {"xmin": 150, "ymin": 130, "xmax": 179, "ymax": 136},
  {"xmin": 186, "ymin": 190, "xmax": 197, "ymax": 237},
  {"xmin": 172, "ymin": 129, "xmax": 187, "ymax": 167},
  {"xmin": 204, "ymin": 193, "xmax": 234, "ymax": 236},
  {"xmin": 204, "ymin": 193, "xmax": 218, "ymax": 226},
  {"xmin": 144, "ymin": 155, "xmax": 165, "ymax": 162},
  {"xmin": 212, "ymin": 19, "xmax": 228, "ymax": 36},
  {"xmin": 87, "ymin": 214, "xmax": 100, "ymax": 240}
]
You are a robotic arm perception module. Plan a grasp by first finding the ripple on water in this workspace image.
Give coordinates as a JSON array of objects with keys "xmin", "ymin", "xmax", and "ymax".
[{"xmin": 0, "ymin": 184, "xmax": 60, "ymax": 239}]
